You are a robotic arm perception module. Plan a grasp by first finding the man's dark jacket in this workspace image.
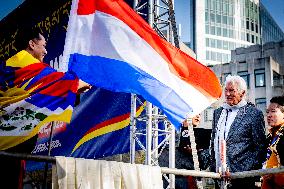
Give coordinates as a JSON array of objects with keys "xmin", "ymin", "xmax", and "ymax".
[{"xmin": 210, "ymin": 102, "xmax": 267, "ymax": 172}]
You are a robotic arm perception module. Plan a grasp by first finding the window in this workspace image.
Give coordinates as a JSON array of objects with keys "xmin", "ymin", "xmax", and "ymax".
[
  {"xmin": 206, "ymin": 51, "xmax": 210, "ymax": 60},
  {"xmin": 210, "ymin": 38, "xmax": 216, "ymax": 48},
  {"xmin": 211, "ymin": 26, "xmax": 216, "ymax": 35},
  {"xmin": 210, "ymin": 13, "xmax": 215, "ymax": 22},
  {"xmin": 217, "ymin": 39, "xmax": 222, "ymax": 48},
  {"xmin": 246, "ymin": 20, "xmax": 250, "ymax": 29},
  {"xmin": 223, "ymin": 28, "xmax": 228, "ymax": 37},
  {"xmin": 247, "ymin": 33, "xmax": 250, "ymax": 42},
  {"xmin": 255, "ymin": 98, "xmax": 266, "ymax": 114},
  {"xmin": 206, "ymin": 25, "xmax": 210, "ymax": 34},
  {"xmin": 206, "ymin": 38, "xmax": 210, "ymax": 47},
  {"xmin": 223, "ymin": 41, "xmax": 228, "ymax": 50},
  {"xmin": 251, "ymin": 22, "xmax": 254, "ymax": 31},
  {"xmin": 222, "ymin": 72, "xmax": 231, "ymax": 84},
  {"xmin": 217, "ymin": 14, "xmax": 221, "ymax": 23},
  {"xmin": 217, "ymin": 27, "xmax": 222, "ymax": 36},
  {"xmin": 217, "ymin": 52, "xmax": 222, "ymax": 62},
  {"xmin": 273, "ymin": 71, "xmax": 281, "ymax": 86},
  {"xmin": 205, "ymin": 12, "xmax": 209, "ymax": 22},
  {"xmin": 255, "ymin": 69, "xmax": 265, "ymax": 87},
  {"xmin": 238, "ymin": 71, "xmax": 250, "ymax": 88},
  {"xmin": 204, "ymin": 107, "xmax": 214, "ymax": 122}
]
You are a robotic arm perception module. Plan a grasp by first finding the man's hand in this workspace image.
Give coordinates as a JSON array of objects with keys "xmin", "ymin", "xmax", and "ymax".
[{"xmin": 77, "ymin": 80, "xmax": 91, "ymax": 94}]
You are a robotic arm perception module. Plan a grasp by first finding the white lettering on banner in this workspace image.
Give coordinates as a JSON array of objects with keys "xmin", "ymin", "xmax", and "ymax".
[{"xmin": 32, "ymin": 139, "xmax": 62, "ymax": 154}]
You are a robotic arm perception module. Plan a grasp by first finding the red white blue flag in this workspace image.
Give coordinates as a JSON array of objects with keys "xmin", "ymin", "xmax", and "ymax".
[{"xmin": 62, "ymin": 0, "xmax": 222, "ymax": 128}]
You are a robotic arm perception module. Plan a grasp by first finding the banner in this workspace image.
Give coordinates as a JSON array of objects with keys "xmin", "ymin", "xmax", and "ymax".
[{"xmin": 0, "ymin": 0, "xmax": 148, "ymax": 160}]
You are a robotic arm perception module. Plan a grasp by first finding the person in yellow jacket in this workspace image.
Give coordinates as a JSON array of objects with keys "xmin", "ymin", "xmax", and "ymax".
[{"xmin": 262, "ymin": 96, "xmax": 284, "ymax": 189}]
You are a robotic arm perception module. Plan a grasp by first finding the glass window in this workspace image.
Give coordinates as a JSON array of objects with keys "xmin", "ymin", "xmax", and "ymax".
[
  {"xmin": 247, "ymin": 33, "xmax": 250, "ymax": 42},
  {"xmin": 251, "ymin": 22, "xmax": 254, "ymax": 31},
  {"xmin": 273, "ymin": 71, "xmax": 281, "ymax": 86},
  {"xmin": 206, "ymin": 25, "xmax": 209, "ymax": 34},
  {"xmin": 238, "ymin": 71, "xmax": 250, "ymax": 88},
  {"xmin": 217, "ymin": 27, "xmax": 222, "ymax": 36},
  {"xmin": 205, "ymin": 0, "xmax": 209, "ymax": 9},
  {"xmin": 255, "ymin": 98, "xmax": 266, "ymax": 114},
  {"xmin": 217, "ymin": 52, "xmax": 222, "ymax": 62},
  {"xmin": 223, "ymin": 41, "xmax": 228, "ymax": 50},
  {"xmin": 223, "ymin": 15, "xmax": 227, "ymax": 24},
  {"xmin": 223, "ymin": 28, "xmax": 228, "ymax": 37},
  {"xmin": 206, "ymin": 38, "xmax": 210, "ymax": 47},
  {"xmin": 210, "ymin": 13, "xmax": 215, "ymax": 22},
  {"xmin": 246, "ymin": 20, "xmax": 250, "ymax": 30},
  {"xmin": 228, "ymin": 17, "xmax": 233, "ymax": 26},
  {"xmin": 255, "ymin": 69, "xmax": 265, "ymax": 87},
  {"xmin": 230, "ymin": 42, "xmax": 235, "ymax": 50},
  {"xmin": 204, "ymin": 107, "xmax": 214, "ymax": 121},
  {"xmin": 211, "ymin": 51, "xmax": 216, "ymax": 61},
  {"xmin": 211, "ymin": 26, "xmax": 216, "ymax": 35},
  {"xmin": 206, "ymin": 51, "xmax": 210, "ymax": 60},
  {"xmin": 210, "ymin": 38, "xmax": 216, "ymax": 48},
  {"xmin": 217, "ymin": 14, "xmax": 221, "ymax": 23},
  {"xmin": 223, "ymin": 54, "xmax": 229, "ymax": 63},
  {"xmin": 217, "ymin": 39, "xmax": 222, "ymax": 48},
  {"xmin": 222, "ymin": 72, "xmax": 231, "ymax": 83},
  {"xmin": 217, "ymin": 2, "xmax": 221, "ymax": 12},
  {"xmin": 251, "ymin": 35, "xmax": 254, "ymax": 43},
  {"xmin": 205, "ymin": 12, "xmax": 209, "ymax": 22}
]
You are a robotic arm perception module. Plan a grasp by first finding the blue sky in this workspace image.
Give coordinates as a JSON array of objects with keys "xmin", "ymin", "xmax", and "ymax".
[{"xmin": 1, "ymin": 0, "xmax": 284, "ymax": 42}]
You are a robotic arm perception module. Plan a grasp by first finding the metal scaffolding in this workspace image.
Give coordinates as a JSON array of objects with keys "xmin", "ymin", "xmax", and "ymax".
[{"xmin": 130, "ymin": 1, "xmax": 180, "ymax": 188}]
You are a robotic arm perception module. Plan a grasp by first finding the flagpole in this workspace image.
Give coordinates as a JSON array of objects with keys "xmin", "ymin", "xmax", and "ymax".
[
  {"xmin": 43, "ymin": 121, "xmax": 55, "ymax": 189},
  {"xmin": 130, "ymin": 94, "xmax": 137, "ymax": 164}
]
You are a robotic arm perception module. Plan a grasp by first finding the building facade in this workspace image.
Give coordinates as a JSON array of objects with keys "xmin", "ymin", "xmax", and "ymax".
[
  {"xmin": 201, "ymin": 40, "xmax": 284, "ymax": 129},
  {"xmin": 260, "ymin": 4, "xmax": 284, "ymax": 44},
  {"xmin": 189, "ymin": 0, "xmax": 284, "ymax": 66}
]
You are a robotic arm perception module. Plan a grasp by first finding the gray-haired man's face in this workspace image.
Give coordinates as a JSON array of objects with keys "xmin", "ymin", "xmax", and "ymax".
[{"xmin": 224, "ymin": 82, "xmax": 244, "ymax": 106}]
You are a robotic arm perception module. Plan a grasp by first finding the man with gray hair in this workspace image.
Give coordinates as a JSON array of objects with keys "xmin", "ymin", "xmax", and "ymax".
[{"xmin": 210, "ymin": 75, "xmax": 266, "ymax": 189}]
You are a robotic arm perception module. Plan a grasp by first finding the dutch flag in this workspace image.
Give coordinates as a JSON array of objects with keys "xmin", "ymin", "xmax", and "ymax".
[{"xmin": 62, "ymin": 0, "xmax": 222, "ymax": 128}]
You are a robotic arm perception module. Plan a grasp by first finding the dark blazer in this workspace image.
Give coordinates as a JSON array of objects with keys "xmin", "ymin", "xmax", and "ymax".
[{"xmin": 210, "ymin": 102, "xmax": 267, "ymax": 172}]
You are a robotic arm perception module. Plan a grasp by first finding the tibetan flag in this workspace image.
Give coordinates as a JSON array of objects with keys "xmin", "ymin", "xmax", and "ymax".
[
  {"xmin": 62, "ymin": 0, "xmax": 222, "ymax": 128},
  {"xmin": 0, "ymin": 50, "xmax": 78, "ymax": 150}
]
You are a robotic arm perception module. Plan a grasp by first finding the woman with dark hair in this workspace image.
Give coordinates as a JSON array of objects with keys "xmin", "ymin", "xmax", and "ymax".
[{"xmin": 262, "ymin": 96, "xmax": 284, "ymax": 189}]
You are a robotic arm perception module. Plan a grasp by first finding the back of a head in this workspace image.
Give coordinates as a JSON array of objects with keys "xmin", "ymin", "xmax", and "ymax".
[{"xmin": 15, "ymin": 27, "xmax": 44, "ymax": 51}]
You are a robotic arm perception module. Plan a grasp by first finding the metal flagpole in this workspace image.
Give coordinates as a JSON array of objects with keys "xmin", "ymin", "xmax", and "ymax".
[
  {"xmin": 130, "ymin": 94, "xmax": 137, "ymax": 164},
  {"xmin": 130, "ymin": 1, "xmax": 180, "ymax": 187},
  {"xmin": 43, "ymin": 121, "xmax": 55, "ymax": 189},
  {"xmin": 145, "ymin": 0, "xmax": 153, "ymax": 166},
  {"xmin": 187, "ymin": 118, "xmax": 203, "ymax": 189}
]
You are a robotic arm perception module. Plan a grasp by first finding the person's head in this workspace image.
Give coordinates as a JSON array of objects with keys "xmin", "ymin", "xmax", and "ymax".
[
  {"xmin": 16, "ymin": 28, "xmax": 47, "ymax": 62},
  {"xmin": 266, "ymin": 96, "xmax": 284, "ymax": 127},
  {"xmin": 192, "ymin": 114, "xmax": 201, "ymax": 127},
  {"xmin": 183, "ymin": 114, "xmax": 201, "ymax": 128},
  {"xmin": 224, "ymin": 75, "xmax": 247, "ymax": 106}
]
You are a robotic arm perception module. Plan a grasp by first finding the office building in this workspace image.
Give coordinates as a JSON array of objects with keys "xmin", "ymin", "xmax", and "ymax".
[
  {"xmin": 190, "ymin": 0, "xmax": 284, "ymax": 66},
  {"xmin": 201, "ymin": 40, "xmax": 284, "ymax": 129}
]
